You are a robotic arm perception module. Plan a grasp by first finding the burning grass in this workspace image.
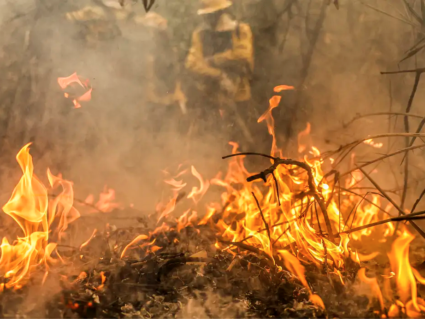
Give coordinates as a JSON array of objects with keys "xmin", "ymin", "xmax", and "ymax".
[{"xmin": 0, "ymin": 86, "xmax": 425, "ymax": 317}]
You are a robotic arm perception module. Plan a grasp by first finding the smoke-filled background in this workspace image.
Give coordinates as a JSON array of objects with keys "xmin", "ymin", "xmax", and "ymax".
[{"xmin": 0, "ymin": 0, "xmax": 424, "ymax": 217}]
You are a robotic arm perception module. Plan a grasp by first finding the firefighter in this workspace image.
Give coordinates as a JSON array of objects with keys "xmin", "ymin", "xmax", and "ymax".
[
  {"xmin": 65, "ymin": 0, "xmax": 133, "ymax": 45},
  {"xmin": 185, "ymin": 0, "xmax": 254, "ymax": 143},
  {"xmin": 137, "ymin": 12, "xmax": 187, "ymax": 115}
]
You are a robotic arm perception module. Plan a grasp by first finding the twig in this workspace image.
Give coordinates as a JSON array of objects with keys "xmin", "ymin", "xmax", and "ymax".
[
  {"xmin": 341, "ymin": 210, "xmax": 425, "ymax": 234},
  {"xmin": 224, "ymin": 152, "xmax": 335, "ymax": 243},
  {"xmin": 325, "ymin": 171, "xmax": 339, "ymax": 208},
  {"xmin": 252, "ymin": 192, "xmax": 272, "ymax": 250},
  {"xmin": 338, "ymin": 175, "xmax": 341, "ymax": 233},
  {"xmin": 360, "ymin": 1, "xmax": 417, "ymax": 27},
  {"xmin": 381, "ymin": 68, "xmax": 425, "ymax": 75},
  {"xmin": 339, "ymin": 144, "xmax": 425, "ymax": 178},
  {"xmin": 401, "ymin": 71, "xmax": 422, "ymax": 209},
  {"xmin": 343, "ymin": 192, "xmax": 373, "ymax": 232},
  {"xmin": 272, "ymin": 226, "xmax": 290, "ymax": 247},
  {"xmin": 219, "ymin": 240, "xmax": 274, "ymax": 265},
  {"xmin": 408, "ymin": 116, "xmax": 425, "ymax": 147},
  {"xmin": 411, "ymin": 188, "xmax": 425, "ymax": 214},
  {"xmin": 343, "ymin": 112, "xmax": 424, "ymax": 128},
  {"xmin": 358, "ymin": 167, "xmax": 403, "ymax": 215},
  {"xmin": 339, "ymin": 187, "xmax": 391, "ymax": 215},
  {"xmin": 358, "ymin": 167, "xmax": 425, "ymax": 239},
  {"xmin": 323, "ymin": 133, "xmax": 425, "ymax": 171},
  {"xmin": 314, "ymin": 202, "xmax": 323, "ymax": 236},
  {"xmin": 48, "ymin": 194, "xmax": 104, "ymax": 214},
  {"xmin": 387, "ymin": 81, "xmax": 393, "ymax": 154},
  {"xmin": 271, "ymin": 172, "xmax": 281, "ymax": 206}
]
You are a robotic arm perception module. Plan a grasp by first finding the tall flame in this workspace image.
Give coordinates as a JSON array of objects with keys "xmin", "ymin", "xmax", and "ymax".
[
  {"xmin": 0, "ymin": 144, "xmax": 79, "ymax": 288},
  {"xmin": 388, "ymin": 230, "xmax": 425, "ymax": 317}
]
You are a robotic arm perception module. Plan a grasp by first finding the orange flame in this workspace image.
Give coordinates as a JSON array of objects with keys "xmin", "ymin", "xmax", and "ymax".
[
  {"xmin": 0, "ymin": 144, "xmax": 80, "ymax": 288},
  {"xmin": 388, "ymin": 230, "xmax": 425, "ymax": 316}
]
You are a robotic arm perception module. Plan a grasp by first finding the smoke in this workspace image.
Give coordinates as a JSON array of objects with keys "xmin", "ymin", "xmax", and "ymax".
[
  {"xmin": 177, "ymin": 289, "xmax": 246, "ymax": 318},
  {"xmin": 0, "ymin": 0, "xmax": 421, "ymax": 208}
]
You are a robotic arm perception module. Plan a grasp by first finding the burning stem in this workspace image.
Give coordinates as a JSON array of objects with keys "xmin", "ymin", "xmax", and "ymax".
[
  {"xmin": 341, "ymin": 209, "xmax": 425, "ymax": 235},
  {"xmin": 223, "ymin": 153, "xmax": 336, "ymax": 243},
  {"xmin": 251, "ymin": 192, "xmax": 273, "ymax": 255}
]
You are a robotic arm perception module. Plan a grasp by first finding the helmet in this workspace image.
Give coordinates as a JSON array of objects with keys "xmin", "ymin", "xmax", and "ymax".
[
  {"xmin": 134, "ymin": 12, "xmax": 167, "ymax": 30},
  {"xmin": 197, "ymin": 0, "xmax": 232, "ymax": 15}
]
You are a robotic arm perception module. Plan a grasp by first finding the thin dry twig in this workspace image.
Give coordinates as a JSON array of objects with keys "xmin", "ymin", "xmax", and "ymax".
[
  {"xmin": 343, "ymin": 112, "xmax": 424, "ymax": 128},
  {"xmin": 341, "ymin": 209, "xmax": 425, "ymax": 234},
  {"xmin": 252, "ymin": 192, "xmax": 272, "ymax": 251},
  {"xmin": 338, "ymin": 187, "xmax": 390, "ymax": 215},
  {"xmin": 339, "ymin": 144, "xmax": 425, "ymax": 178},
  {"xmin": 321, "ymin": 133, "xmax": 425, "ymax": 168},
  {"xmin": 358, "ymin": 167, "xmax": 425, "ymax": 239},
  {"xmin": 411, "ymin": 188, "xmax": 425, "ymax": 214}
]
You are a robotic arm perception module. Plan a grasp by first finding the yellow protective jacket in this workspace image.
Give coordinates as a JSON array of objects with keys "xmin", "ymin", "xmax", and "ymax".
[{"xmin": 186, "ymin": 14, "xmax": 254, "ymax": 102}]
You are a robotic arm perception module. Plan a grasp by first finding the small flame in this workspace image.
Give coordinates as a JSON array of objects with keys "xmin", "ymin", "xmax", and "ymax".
[
  {"xmin": 187, "ymin": 166, "xmax": 210, "ymax": 203},
  {"xmin": 85, "ymin": 186, "xmax": 123, "ymax": 213},
  {"xmin": 388, "ymin": 230, "xmax": 425, "ymax": 316},
  {"xmin": 121, "ymin": 234, "xmax": 149, "ymax": 258},
  {"xmin": 96, "ymin": 271, "xmax": 106, "ymax": 291},
  {"xmin": 363, "ymin": 139, "xmax": 383, "ymax": 149}
]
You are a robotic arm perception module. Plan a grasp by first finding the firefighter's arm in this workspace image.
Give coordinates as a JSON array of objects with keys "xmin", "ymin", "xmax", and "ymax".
[
  {"xmin": 185, "ymin": 30, "xmax": 223, "ymax": 78},
  {"xmin": 211, "ymin": 23, "xmax": 253, "ymax": 71}
]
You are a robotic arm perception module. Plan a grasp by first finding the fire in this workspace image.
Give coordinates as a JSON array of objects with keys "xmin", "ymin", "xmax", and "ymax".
[
  {"xmin": 4, "ymin": 81, "xmax": 421, "ymax": 317},
  {"xmin": 0, "ymin": 144, "xmax": 80, "ymax": 288},
  {"xmin": 84, "ymin": 186, "xmax": 123, "ymax": 213},
  {"xmin": 363, "ymin": 139, "xmax": 383, "ymax": 149},
  {"xmin": 118, "ymin": 84, "xmax": 404, "ymax": 309},
  {"xmin": 388, "ymin": 230, "xmax": 425, "ymax": 317},
  {"xmin": 57, "ymin": 72, "xmax": 92, "ymax": 108}
]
